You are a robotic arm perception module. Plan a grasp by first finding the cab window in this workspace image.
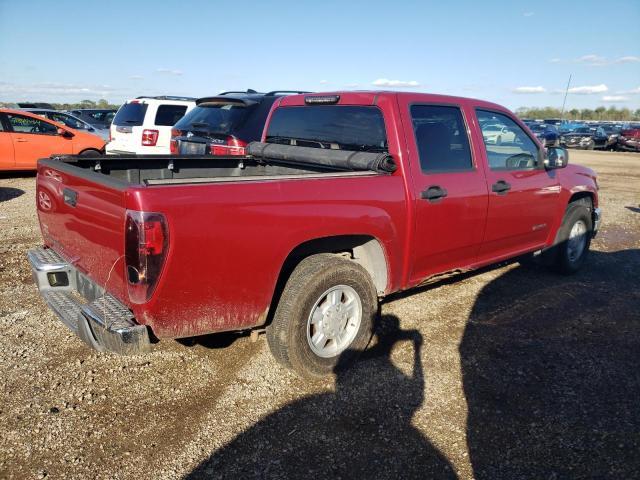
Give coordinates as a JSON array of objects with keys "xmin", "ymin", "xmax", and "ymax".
[
  {"xmin": 477, "ymin": 110, "xmax": 539, "ymax": 171},
  {"xmin": 7, "ymin": 114, "xmax": 58, "ymax": 135},
  {"xmin": 411, "ymin": 105, "xmax": 473, "ymax": 173}
]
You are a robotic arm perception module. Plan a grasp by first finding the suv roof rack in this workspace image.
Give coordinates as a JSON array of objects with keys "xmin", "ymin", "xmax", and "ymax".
[
  {"xmin": 265, "ymin": 90, "xmax": 311, "ymax": 96},
  {"xmin": 218, "ymin": 89, "xmax": 260, "ymax": 95},
  {"xmin": 135, "ymin": 96, "xmax": 196, "ymax": 101}
]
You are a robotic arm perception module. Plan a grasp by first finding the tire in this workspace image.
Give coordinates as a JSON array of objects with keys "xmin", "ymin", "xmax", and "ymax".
[
  {"xmin": 266, "ymin": 253, "xmax": 377, "ymax": 379},
  {"xmin": 543, "ymin": 199, "xmax": 593, "ymax": 274},
  {"xmin": 80, "ymin": 149, "xmax": 102, "ymax": 157}
]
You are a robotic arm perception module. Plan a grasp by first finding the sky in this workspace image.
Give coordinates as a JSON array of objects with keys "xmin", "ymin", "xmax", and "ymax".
[{"xmin": 1, "ymin": 0, "xmax": 639, "ymax": 111}]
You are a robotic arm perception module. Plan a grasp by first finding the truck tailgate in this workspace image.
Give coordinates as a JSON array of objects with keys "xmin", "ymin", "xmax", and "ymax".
[{"xmin": 36, "ymin": 161, "xmax": 129, "ymax": 305}]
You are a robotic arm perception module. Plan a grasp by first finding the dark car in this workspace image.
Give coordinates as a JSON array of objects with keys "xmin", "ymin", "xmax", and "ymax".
[
  {"xmin": 560, "ymin": 126, "xmax": 608, "ymax": 150},
  {"xmin": 597, "ymin": 124, "xmax": 623, "ymax": 151},
  {"xmin": 528, "ymin": 123, "xmax": 559, "ymax": 147},
  {"xmin": 170, "ymin": 90, "xmax": 308, "ymax": 156},
  {"xmin": 17, "ymin": 102, "xmax": 54, "ymax": 109},
  {"xmin": 617, "ymin": 127, "xmax": 640, "ymax": 152},
  {"xmin": 66, "ymin": 109, "xmax": 116, "ymax": 129}
]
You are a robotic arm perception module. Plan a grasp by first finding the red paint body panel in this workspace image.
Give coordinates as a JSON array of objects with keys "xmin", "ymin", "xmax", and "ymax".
[{"xmin": 35, "ymin": 91, "xmax": 599, "ymax": 340}]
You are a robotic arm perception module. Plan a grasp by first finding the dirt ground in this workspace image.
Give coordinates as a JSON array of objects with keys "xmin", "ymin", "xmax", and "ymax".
[{"xmin": 1, "ymin": 150, "xmax": 639, "ymax": 480}]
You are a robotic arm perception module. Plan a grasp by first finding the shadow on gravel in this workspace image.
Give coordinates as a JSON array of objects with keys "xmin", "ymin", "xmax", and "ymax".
[
  {"xmin": 462, "ymin": 249, "xmax": 640, "ymax": 479},
  {"xmin": 625, "ymin": 206, "xmax": 640, "ymax": 213},
  {"xmin": 187, "ymin": 315, "xmax": 456, "ymax": 479},
  {"xmin": 176, "ymin": 331, "xmax": 248, "ymax": 350},
  {"xmin": 0, "ymin": 187, "xmax": 25, "ymax": 202}
]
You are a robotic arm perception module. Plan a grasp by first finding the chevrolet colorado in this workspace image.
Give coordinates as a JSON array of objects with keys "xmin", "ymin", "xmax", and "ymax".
[{"xmin": 28, "ymin": 91, "xmax": 601, "ymax": 378}]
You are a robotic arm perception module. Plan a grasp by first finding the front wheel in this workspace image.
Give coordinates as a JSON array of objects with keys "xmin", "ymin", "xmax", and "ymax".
[
  {"xmin": 266, "ymin": 254, "xmax": 377, "ymax": 378},
  {"xmin": 543, "ymin": 200, "xmax": 593, "ymax": 274}
]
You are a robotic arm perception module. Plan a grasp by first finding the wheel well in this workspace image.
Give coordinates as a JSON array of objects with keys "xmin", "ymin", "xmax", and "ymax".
[
  {"xmin": 568, "ymin": 192, "xmax": 594, "ymax": 208},
  {"xmin": 79, "ymin": 148, "xmax": 103, "ymax": 156},
  {"xmin": 264, "ymin": 235, "xmax": 388, "ymax": 327}
]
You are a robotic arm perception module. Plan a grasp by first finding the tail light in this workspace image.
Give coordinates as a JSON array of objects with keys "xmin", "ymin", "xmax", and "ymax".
[
  {"xmin": 209, "ymin": 137, "xmax": 248, "ymax": 156},
  {"xmin": 169, "ymin": 128, "xmax": 181, "ymax": 155},
  {"xmin": 125, "ymin": 210, "xmax": 169, "ymax": 304},
  {"xmin": 141, "ymin": 129, "xmax": 159, "ymax": 146}
]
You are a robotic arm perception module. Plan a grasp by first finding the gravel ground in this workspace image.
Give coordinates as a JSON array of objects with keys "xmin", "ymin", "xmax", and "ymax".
[{"xmin": 1, "ymin": 151, "xmax": 639, "ymax": 480}]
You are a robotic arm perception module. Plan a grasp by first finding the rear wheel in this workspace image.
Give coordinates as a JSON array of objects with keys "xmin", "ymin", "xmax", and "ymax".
[
  {"xmin": 266, "ymin": 254, "xmax": 377, "ymax": 379},
  {"xmin": 543, "ymin": 199, "xmax": 593, "ymax": 274}
]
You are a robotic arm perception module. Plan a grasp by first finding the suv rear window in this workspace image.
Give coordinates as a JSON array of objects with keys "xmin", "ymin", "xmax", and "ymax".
[
  {"xmin": 155, "ymin": 105, "xmax": 188, "ymax": 126},
  {"xmin": 174, "ymin": 103, "xmax": 253, "ymax": 134},
  {"xmin": 113, "ymin": 103, "xmax": 148, "ymax": 126},
  {"xmin": 265, "ymin": 106, "xmax": 387, "ymax": 152}
]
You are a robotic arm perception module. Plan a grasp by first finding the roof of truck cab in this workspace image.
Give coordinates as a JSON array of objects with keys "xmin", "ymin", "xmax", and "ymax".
[{"xmin": 277, "ymin": 91, "xmax": 509, "ymax": 112}]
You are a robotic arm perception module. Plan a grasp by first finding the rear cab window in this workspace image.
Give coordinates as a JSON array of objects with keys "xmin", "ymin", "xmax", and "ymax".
[
  {"xmin": 155, "ymin": 105, "xmax": 188, "ymax": 127},
  {"xmin": 265, "ymin": 106, "xmax": 388, "ymax": 152},
  {"xmin": 410, "ymin": 105, "xmax": 473, "ymax": 173},
  {"xmin": 113, "ymin": 103, "xmax": 148, "ymax": 127}
]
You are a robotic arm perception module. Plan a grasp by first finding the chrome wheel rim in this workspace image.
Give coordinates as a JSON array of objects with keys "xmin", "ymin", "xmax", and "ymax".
[
  {"xmin": 306, "ymin": 285, "xmax": 362, "ymax": 358},
  {"xmin": 567, "ymin": 220, "xmax": 588, "ymax": 262}
]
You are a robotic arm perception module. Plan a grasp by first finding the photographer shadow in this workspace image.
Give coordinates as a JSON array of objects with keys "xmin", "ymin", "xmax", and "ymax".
[
  {"xmin": 187, "ymin": 315, "xmax": 456, "ymax": 479},
  {"xmin": 461, "ymin": 248, "xmax": 640, "ymax": 479}
]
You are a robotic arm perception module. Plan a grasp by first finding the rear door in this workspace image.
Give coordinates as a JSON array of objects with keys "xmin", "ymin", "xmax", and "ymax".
[
  {"xmin": 473, "ymin": 108, "xmax": 560, "ymax": 262},
  {"xmin": 0, "ymin": 115, "xmax": 16, "ymax": 169},
  {"xmin": 6, "ymin": 113, "xmax": 72, "ymax": 169},
  {"xmin": 398, "ymin": 98, "xmax": 489, "ymax": 285}
]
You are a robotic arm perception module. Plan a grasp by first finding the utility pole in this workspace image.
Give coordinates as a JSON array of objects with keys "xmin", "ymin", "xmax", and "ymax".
[{"xmin": 561, "ymin": 74, "xmax": 572, "ymax": 119}]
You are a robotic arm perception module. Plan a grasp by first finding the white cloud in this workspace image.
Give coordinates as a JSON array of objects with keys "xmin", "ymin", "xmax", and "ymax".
[
  {"xmin": 617, "ymin": 86, "xmax": 640, "ymax": 94},
  {"xmin": 0, "ymin": 81, "xmax": 122, "ymax": 99},
  {"xmin": 568, "ymin": 84, "xmax": 608, "ymax": 94},
  {"xmin": 372, "ymin": 78, "xmax": 420, "ymax": 88},
  {"xmin": 602, "ymin": 95, "xmax": 629, "ymax": 102},
  {"xmin": 523, "ymin": 11, "xmax": 534, "ymax": 16},
  {"xmin": 614, "ymin": 56, "xmax": 640, "ymax": 64},
  {"xmin": 319, "ymin": 80, "xmax": 328, "ymax": 85},
  {"xmin": 512, "ymin": 86, "xmax": 546, "ymax": 94},
  {"xmin": 576, "ymin": 54, "xmax": 607, "ymax": 66},
  {"xmin": 156, "ymin": 68, "xmax": 183, "ymax": 76}
]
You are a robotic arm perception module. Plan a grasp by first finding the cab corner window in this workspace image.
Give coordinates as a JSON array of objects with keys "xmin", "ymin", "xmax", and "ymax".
[
  {"xmin": 410, "ymin": 105, "xmax": 472, "ymax": 173},
  {"xmin": 477, "ymin": 109, "xmax": 539, "ymax": 171}
]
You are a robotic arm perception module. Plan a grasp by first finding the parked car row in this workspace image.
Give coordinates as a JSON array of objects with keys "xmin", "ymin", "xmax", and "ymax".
[{"xmin": 523, "ymin": 118, "xmax": 640, "ymax": 152}]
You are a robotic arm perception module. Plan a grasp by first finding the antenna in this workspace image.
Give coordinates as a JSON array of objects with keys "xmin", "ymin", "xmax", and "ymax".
[{"xmin": 560, "ymin": 74, "xmax": 572, "ymax": 119}]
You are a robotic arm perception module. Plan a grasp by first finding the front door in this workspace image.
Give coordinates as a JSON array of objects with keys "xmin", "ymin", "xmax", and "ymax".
[
  {"xmin": 399, "ymin": 100, "xmax": 489, "ymax": 286},
  {"xmin": 474, "ymin": 109, "xmax": 561, "ymax": 262},
  {"xmin": 6, "ymin": 113, "xmax": 71, "ymax": 169}
]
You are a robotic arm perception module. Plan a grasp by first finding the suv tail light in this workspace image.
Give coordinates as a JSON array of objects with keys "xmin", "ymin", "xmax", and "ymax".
[
  {"xmin": 209, "ymin": 137, "xmax": 248, "ymax": 156},
  {"xmin": 141, "ymin": 129, "xmax": 159, "ymax": 146},
  {"xmin": 169, "ymin": 128, "xmax": 182, "ymax": 155},
  {"xmin": 125, "ymin": 210, "xmax": 169, "ymax": 304}
]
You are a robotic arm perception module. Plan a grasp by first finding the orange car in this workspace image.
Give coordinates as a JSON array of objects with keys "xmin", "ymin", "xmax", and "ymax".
[{"xmin": 0, "ymin": 108, "xmax": 105, "ymax": 170}]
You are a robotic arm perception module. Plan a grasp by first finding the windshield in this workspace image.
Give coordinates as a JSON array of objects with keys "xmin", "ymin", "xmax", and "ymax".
[
  {"xmin": 575, "ymin": 127, "xmax": 592, "ymax": 134},
  {"xmin": 113, "ymin": 103, "xmax": 148, "ymax": 126},
  {"xmin": 174, "ymin": 103, "xmax": 252, "ymax": 134},
  {"xmin": 265, "ymin": 106, "xmax": 388, "ymax": 152}
]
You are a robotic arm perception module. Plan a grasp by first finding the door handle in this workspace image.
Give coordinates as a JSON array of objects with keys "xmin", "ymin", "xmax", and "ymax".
[
  {"xmin": 421, "ymin": 185, "xmax": 448, "ymax": 202},
  {"xmin": 15, "ymin": 138, "xmax": 28, "ymax": 143},
  {"xmin": 492, "ymin": 180, "xmax": 511, "ymax": 195}
]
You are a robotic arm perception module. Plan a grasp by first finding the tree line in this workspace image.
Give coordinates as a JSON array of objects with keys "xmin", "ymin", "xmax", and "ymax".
[{"xmin": 516, "ymin": 106, "xmax": 640, "ymax": 121}]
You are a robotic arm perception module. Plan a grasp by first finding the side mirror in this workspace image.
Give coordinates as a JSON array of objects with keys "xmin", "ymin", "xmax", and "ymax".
[
  {"xmin": 544, "ymin": 146, "xmax": 568, "ymax": 169},
  {"xmin": 57, "ymin": 127, "xmax": 74, "ymax": 138}
]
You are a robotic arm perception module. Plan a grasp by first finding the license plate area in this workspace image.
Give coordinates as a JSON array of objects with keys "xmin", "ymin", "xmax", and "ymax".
[{"xmin": 180, "ymin": 141, "xmax": 206, "ymax": 155}]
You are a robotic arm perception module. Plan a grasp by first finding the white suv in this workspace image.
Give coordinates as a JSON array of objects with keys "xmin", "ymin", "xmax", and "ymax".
[{"xmin": 107, "ymin": 96, "xmax": 196, "ymax": 155}]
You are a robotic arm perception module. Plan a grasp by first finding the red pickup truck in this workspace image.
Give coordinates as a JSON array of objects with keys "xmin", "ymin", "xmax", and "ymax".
[{"xmin": 28, "ymin": 91, "xmax": 601, "ymax": 378}]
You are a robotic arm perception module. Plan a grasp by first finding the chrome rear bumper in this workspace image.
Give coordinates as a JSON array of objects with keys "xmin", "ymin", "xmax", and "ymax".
[{"xmin": 27, "ymin": 247, "xmax": 150, "ymax": 355}]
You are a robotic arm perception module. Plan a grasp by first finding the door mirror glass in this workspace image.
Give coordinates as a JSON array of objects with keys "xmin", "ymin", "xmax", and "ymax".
[{"xmin": 544, "ymin": 146, "xmax": 568, "ymax": 169}]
